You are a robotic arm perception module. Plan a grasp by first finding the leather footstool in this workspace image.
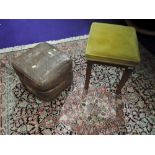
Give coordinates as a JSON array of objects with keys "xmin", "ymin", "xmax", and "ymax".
[{"xmin": 12, "ymin": 43, "xmax": 73, "ymax": 101}]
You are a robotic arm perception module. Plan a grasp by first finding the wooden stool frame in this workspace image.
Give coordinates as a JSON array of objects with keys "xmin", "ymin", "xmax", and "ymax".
[{"xmin": 84, "ymin": 60, "xmax": 134, "ymax": 95}]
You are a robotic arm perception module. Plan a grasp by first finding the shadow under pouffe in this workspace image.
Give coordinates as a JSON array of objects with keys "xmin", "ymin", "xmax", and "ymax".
[{"xmin": 11, "ymin": 43, "xmax": 73, "ymax": 101}]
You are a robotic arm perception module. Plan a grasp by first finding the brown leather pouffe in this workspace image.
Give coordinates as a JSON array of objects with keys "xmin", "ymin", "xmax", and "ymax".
[{"xmin": 12, "ymin": 42, "xmax": 73, "ymax": 101}]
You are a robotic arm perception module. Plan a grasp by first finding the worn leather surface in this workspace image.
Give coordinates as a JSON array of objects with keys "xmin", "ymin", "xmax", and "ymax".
[
  {"xmin": 12, "ymin": 42, "xmax": 73, "ymax": 101},
  {"xmin": 20, "ymin": 71, "xmax": 73, "ymax": 101}
]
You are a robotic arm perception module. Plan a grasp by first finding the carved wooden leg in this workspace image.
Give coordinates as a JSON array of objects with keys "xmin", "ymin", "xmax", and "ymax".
[
  {"xmin": 84, "ymin": 61, "xmax": 93, "ymax": 92},
  {"xmin": 116, "ymin": 67, "xmax": 133, "ymax": 95}
]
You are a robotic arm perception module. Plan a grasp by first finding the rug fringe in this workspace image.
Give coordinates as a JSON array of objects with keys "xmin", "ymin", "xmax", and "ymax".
[{"xmin": 0, "ymin": 35, "xmax": 88, "ymax": 54}]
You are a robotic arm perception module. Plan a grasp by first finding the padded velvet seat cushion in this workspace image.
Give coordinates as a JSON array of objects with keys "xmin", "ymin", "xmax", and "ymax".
[{"xmin": 86, "ymin": 22, "xmax": 141, "ymax": 66}]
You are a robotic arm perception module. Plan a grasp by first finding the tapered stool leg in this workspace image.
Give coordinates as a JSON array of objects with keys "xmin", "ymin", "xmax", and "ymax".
[
  {"xmin": 116, "ymin": 67, "xmax": 133, "ymax": 95},
  {"xmin": 84, "ymin": 61, "xmax": 92, "ymax": 92}
]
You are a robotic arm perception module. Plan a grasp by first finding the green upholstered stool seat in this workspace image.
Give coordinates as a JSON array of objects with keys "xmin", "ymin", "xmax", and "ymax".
[
  {"xmin": 86, "ymin": 22, "xmax": 141, "ymax": 66},
  {"xmin": 84, "ymin": 22, "xmax": 141, "ymax": 95}
]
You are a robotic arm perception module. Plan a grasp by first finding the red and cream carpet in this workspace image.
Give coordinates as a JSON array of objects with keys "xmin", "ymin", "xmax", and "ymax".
[{"xmin": 0, "ymin": 37, "xmax": 155, "ymax": 134}]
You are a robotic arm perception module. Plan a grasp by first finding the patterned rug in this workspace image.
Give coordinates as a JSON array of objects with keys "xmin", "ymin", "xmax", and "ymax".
[{"xmin": 0, "ymin": 38, "xmax": 155, "ymax": 135}]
